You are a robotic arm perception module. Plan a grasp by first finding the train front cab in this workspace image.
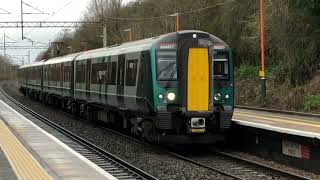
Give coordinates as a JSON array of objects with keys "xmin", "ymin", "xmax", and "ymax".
[{"xmin": 150, "ymin": 31, "xmax": 233, "ymax": 144}]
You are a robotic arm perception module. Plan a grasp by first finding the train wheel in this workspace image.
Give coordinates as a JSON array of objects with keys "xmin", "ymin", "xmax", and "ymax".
[
  {"xmin": 142, "ymin": 121, "xmax": 155, "ymax": 143},
  {"xmin": 86, "ymin": 106, "xmax": 97, "ymax": 123},
  {"xmin": 71, "ymin": 103, "xmax": 79, "ymax": 116}
]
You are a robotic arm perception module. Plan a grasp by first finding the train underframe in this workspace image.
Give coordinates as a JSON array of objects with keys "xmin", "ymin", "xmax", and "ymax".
[{"xmin": 20, "ymin": 87, "xmax": 232, "ymax": 144}]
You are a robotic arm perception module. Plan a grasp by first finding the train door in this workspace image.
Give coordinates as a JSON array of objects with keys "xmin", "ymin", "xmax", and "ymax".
[
  {"xmin": 124, "ymin": 52, "xmax": 140, "ymax": 110},
  {"xmin": 117, "ymin": 54, "xmax": 125, "ymax": 108},
  {"xmin": 86, "ymin": 59, "xmax": 91, "ymax": 100}
]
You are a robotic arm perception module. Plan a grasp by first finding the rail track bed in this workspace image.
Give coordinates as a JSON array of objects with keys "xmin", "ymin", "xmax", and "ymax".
[{"xmin": 1, "ymin": 82, "xmax": 318, "ymax": 180}]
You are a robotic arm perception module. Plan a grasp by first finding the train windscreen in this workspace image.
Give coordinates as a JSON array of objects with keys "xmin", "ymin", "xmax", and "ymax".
[{"xmin": 156, "ymin": 44, "xmax": 177, "ymax": 81}]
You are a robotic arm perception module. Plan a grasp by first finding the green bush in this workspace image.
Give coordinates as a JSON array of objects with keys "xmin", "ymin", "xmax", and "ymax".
[
  {"xmin": 237, "ymin": 64, "xmax": 261, "ymax": 79},
  {"xmin": 303, "ymin": 94, "xmax": 320, "ymax": 111}
]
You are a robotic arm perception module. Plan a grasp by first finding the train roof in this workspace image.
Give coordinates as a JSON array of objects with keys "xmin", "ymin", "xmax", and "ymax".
[
  {"xmin": 19, "ymin": 60, "xmax": 45, "ymax": 69},
  {"xmin": 43, "ymin": 52, "xmax": 82, "ymax": 65},
  {"xmin": 76, "ymin": 30, "xmax": 226, "ymax": 60},
  {"xmin": 75, "ymin": 35, "xmax": 160, "ymax": 60},
  {"xmin": 20, "ymin": 30, "xmax": 227, "ymax": 68}
]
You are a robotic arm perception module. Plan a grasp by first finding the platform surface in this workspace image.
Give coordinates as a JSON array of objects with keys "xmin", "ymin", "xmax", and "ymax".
[
  {"xmin": 0, "ymin": 99, "xmax": 117, "ymax": 180},
  {"xmin": 233, "ymin": 108, "xmax": 320, "ymax": 139}
]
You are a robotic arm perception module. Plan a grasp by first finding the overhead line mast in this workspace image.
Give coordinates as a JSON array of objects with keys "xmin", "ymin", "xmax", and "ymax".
[{"xmin": 21, "ymin": 0, "xmax": 23, "ymax": 40}]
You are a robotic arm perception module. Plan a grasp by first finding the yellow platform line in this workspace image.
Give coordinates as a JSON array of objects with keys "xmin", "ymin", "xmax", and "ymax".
[
  {"xmin": 234, "ymin": 112, "xmax": 320, "ymax": 128},
  {"xmin": 0, "ymin": 120, "xmax": 51, "ymax": 180}
]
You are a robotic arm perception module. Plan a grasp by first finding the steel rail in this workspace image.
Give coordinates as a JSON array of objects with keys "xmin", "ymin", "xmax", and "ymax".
[
  {"xmin": 213, "ymin": 149, "xmax": 312, "ymax": 180},
  {"xmin": 0, "ymin": 88, "xmax": 157, "ymax": 180}
]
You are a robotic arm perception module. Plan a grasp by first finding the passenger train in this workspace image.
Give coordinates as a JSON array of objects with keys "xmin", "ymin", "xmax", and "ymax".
[{"xmin": 18, "ymin": 30, "xmax": 234, "ymax": 144}]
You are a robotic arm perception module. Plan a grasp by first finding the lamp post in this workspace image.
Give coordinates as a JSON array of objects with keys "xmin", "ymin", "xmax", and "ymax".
[
  {"xmin": 170, "ymin": 13, "xmax": 179, "ymax": 32},
  {"xmin": 259, "ymin": 0, "xmax": 266, "ymax": 98},
  {"xmin": 124, "ymin": 29, "xmax": 132, "ymax": 42}
]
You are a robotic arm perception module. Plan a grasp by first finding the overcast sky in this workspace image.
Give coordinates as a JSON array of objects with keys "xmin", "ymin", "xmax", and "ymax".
[{"xmin": 0, "ymin": 0, "xmax": 91, "ymax": 65}]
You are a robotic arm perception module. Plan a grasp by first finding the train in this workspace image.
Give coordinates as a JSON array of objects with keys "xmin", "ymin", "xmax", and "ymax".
[{"xmin": 18, "ymin": 30, "xmax": 234, "ymax": 144}]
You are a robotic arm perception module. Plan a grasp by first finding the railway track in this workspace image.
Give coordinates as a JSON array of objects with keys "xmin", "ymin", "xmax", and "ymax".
[
  {"xmin": 1, "ymin": 88, "xmax": 157, "ymax": 180},
  {"xmin": 1, "ymin": 87, "xmax": 313, "ymax": 180},
  {"xmin": 96, "ymin": 127, "xmax": 311, "ymax": 180},
  {"xmin": 172, "ymin": 148, "xmax": 311, "ymax": 180}
]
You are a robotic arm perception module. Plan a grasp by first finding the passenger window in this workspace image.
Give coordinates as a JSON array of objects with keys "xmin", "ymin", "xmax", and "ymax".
[
  {"xmin": 91, "ymin": 62, "xmax": 107, "ymax": 85},
  {"xmin": 76, "ymin": 62, "xmax": 86, "ymax": 83},
  {"xmin": 117, "ymin": 56, "xmax": 125, "ymax": 86},
  {"xmin": 109, "ymin": 62, "xmax": 117, "ymax": 85},
  {"xmin": 125, "ymin": 59, "xmax": 138, "ymax": 86},
  {"xmin": 63, "ymin": 65, "xmax": 69, "ymax": 82}
]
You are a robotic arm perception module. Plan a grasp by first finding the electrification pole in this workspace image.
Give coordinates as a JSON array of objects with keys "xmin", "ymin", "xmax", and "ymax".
[
  {"xmin": 176, "ymin": 14, "xmax": 179, "ymax": 32},
  {"xmin": 124, "ymin": 29, "xmax": 132, "ymax": 42},
  {"xmin": 259, "ymin": 0, "xmax": 266, "ymax": 98},
  {"xmin": 3, "ymin": 33, "xmax": 5, "ymax": 56},
  {"xmin": 103, "ymin": 26, "xmax": 107, "ymax": 47},
  {"xmin": 21, "ymin": 0, "xmax": 24, "ymax": 40},
  {"xmin": 28, "ymin": 50, "xmax": 30, "ymax": 64},
  {"xmin": 170, "ymin": 13, "xmax": 180, "ymax": 32}
]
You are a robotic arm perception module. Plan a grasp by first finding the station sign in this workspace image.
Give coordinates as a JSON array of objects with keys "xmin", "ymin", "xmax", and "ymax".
[{"xmin": 282, "ymin": 140, "xmax": 310, "ymax": 160}]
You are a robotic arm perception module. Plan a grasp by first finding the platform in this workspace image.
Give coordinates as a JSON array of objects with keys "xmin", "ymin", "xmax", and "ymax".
[
  {"xmin": 0, "ymin": 99, "xmax": 117, "ymax": 180},
  {"xmin": 233, "ymin": 108, "xmax": 320, "ymax": 139}
]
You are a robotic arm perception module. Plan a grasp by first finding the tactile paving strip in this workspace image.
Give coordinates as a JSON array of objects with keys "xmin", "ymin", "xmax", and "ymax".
[{"xmin": 0, "ymin": 120, "xmax": 51, "ymax": 180}]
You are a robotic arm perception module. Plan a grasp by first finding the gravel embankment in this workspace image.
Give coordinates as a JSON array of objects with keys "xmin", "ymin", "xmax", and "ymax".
[{"xmin": 1, "ymin": 82, "xmax": 233, "ymax": 180}]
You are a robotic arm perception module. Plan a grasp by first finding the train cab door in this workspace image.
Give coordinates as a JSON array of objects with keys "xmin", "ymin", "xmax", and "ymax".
[{"xmin": 177, "ymin": 32, "xmax": 214, "ymax": 116}]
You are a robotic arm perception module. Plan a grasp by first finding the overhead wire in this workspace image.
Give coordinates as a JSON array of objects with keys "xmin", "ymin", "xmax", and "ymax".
[
  {"xmin": 24, "ymin": 1, "xmax": 73, "ymax": 36},
  {"xmin": 0, "ymin": 8, "xmax": 11, "ymax": 14},
  {"xmin": 22, "ymin": 1, "xmax": 47, "ymax": 14}
]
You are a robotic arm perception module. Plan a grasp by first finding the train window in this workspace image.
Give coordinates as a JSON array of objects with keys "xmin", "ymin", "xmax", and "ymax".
[
  {"xmin": 91, "ymin": 63, "xmax": 107, "ymax": 85},
  {"xmin": 214, "ymin": 52, "xmax": 229, "ymax": 79},
  {"xmin": 125, "ymin": 59, "xmax": 138, "ymax": 86},
  {"xmin": 91, "ymin": 63, "xmax": 98, "ymax": 84},
  {"xmin": 117, "ymin": 56, "xmax": 125, "ymax": 86},
  {"xmin": 156, "ymin": 51, "xmax": 177, "ymax": 81},
  {"xmin": 63, "ymin": 65, "xmax": 67, "ymax": 82},
  {"xmin": 49, "ymin": 65, "xmax": 52, "ymax": 82},
  {"xmin": 109, "ymin": 62, "xmax": 117, "ymax": 85},
  {"xmin": 76, "ymin": 62, "xmax": 86, "ymax": 83}
]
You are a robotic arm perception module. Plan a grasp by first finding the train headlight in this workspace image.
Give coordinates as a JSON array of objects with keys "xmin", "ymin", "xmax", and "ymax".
[
  {"xmin": 225, "ymin": 94, "xmax": 230, "ymax": 99},
  {"xmin": 167, "ymin": 92, "xmax": 176, "ymax": 101},
  {"xmin": 214, "ymin": 93, "xmax": 222, "ymax": 101},
  {"xmin": 158, "ymin": 94, "xmax": 164, "ymax": 99}
]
